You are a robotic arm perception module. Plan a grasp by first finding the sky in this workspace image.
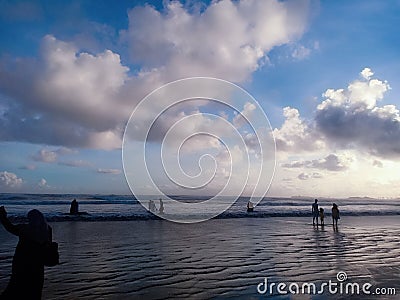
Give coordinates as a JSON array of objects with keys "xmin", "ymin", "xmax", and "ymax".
[{"xmin": 1, "ymin": 0, "xmax": 400, "ymax": 198}]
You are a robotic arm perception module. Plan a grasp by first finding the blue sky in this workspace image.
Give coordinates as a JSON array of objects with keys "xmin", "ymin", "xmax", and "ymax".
[{"xmin": 1, "ymin": 0, "xmax": 400, "ymax": 197}]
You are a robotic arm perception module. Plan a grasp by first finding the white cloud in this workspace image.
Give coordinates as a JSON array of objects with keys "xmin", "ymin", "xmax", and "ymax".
[
  {"xmin": 38, "ymin": 35, "xmax": 129, "ymax": 129},
  {"xmin": 0, "ymin": 171, "xmax": 23, "ymax": 187},
  {"xmin": 32, "ymin": 149, "xmax": 57, "ymax": 163},
  {"xmin": 0, "ymin": 1, "xmax": 310, "ymax": 150},
  {"xmin": 360, "ymin": 67, "xmax": 374, "ymax": 80},
  {"xmin": 0, "ymin": 36, "xmax": 130, "ymax": 149},
  {"xmin": 273, "ymin": 107, "xmax": 325, "ymax": 152},
  {"xmin": 271, "ymin": 68, "xmax": 400, "ymax": 197},
  {"xmin": 274, "ymin": 68, "xmax": 399, "ymax": 159},
  {"xmin": 318, "ymin": 71, "xmax": 390, "ymax": 110},
  {"xmin": 233, "ymin": 102, "xmax": 256, "ymax": 128},
  {"xmin": 122, "ymin": 0, "xmax": 309, "ymax": 82},
  {"xmin": 32, "ymin": 147, "xmax": 75, "ymax": 163},
  {"xmin": 315, "ymin": 70, "xmax": 399, "ymax": 157}
]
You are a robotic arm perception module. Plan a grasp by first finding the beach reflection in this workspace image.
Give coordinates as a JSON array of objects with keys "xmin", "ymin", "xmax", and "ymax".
[{"xmin": 1, "ymin": 216, "xmax": 399, "ymax": 299}]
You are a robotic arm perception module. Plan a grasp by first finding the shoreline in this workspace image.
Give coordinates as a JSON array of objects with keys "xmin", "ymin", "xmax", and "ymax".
[{"xmin": 5, "ymin": 212, "xmax": 400, "ymax": 223}]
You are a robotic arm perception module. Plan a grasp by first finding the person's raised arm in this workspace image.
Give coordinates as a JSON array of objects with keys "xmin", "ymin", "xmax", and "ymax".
[{"xmin": 0, "ymin": 206, "xmax": 20, "ymax": 236}]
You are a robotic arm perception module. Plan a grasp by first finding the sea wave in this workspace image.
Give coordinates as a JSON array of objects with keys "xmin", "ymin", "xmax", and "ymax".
[{"xmin": 2, "ymin": 193, "xmax": 400, "ymax": 222}]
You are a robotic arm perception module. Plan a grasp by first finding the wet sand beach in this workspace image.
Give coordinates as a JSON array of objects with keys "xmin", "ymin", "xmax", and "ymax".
[{"xmin": 0, "ymin": 216, "xmax": 399, "ymax": 299}]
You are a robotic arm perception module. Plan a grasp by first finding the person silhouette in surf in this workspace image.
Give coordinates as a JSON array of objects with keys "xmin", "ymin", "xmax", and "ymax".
[
  {"xmin": 319, "ymin": 207, "xmax": 325, "ymax": 226},
  {"xmin": 312, "ymin": 199, "xmax": 319, "ymax": 226},
  {"xmin": 158, "ymin": 199, "xmax": 164, "ymax": 214},
  {"xmin": 332, "ymin": 203, "xmax": 340, "ymax": 227},
  {"xmin": 69, "ymin": 199, "xmax": 79, "ymax": 215}
]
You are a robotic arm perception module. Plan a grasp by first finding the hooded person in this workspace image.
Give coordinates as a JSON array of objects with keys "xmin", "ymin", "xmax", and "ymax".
[{"xmin": 0, "ymin": 207, "xmax": 52, "ymax": 300}]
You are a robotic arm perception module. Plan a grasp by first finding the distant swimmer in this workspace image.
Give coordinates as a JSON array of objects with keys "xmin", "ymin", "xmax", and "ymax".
[
  {"xmin": 312, "ymin": 199, "xmax": 319, "ymax": 226},
  {"xmin": 247, "ymin": 201, "xmax": 254, "ymax": 213}
]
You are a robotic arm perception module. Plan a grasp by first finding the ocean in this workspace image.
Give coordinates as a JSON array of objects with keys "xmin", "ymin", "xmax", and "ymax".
[{"xmin": 1, "ymin": 193, "xmax": 399, "ymax": 221}]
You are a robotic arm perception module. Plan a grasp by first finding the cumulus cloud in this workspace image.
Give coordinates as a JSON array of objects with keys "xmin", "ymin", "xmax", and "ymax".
[
  {"xmin": 273, "ymin": 107, "xmax": 325, "ymax": 152},
  {"xmin": 32, "ymin": 147, "xmax": 75, "ymax": 163},
  {"xmin": 0, "ymin": 36, "xmax": 129, "ymax": 149},
  {"xmin": 233, "ymin": 102, "xmax": 256, "ymax": 128},
  {"xmin": 318, "ymin": 68, "xmax": 389, "ymax": 110},
  {"xmin": 361, "ymin": 67, "xmax": 374, "ymax": 80},
  {"xmin": 0, "ymin": 171, "xmax": 23, "ymax": 187},
  {"xmin": 122, "ymin": 0, "xmax": 309, "ymax": 82},
  {"xmin": 315, "ymin": 69, "xmax": 400, "ymax": 158},
  {"xmin": 32, "ymin": 149, "xmax": 57, "ymax": 163},
  {"xmin": 282, "ymin": 153, "xmax": 352, "ymax": 171},
  {"xmin": 274, "ymin": 68, "xmax": 400, "ymax": 159},
  {"xmin": 0, "ymin": 0, "xmax": 310, "ymax": 150},
  {"xmin": 272, "ymin": 67, "xmax": 400, "ymax": 196}
]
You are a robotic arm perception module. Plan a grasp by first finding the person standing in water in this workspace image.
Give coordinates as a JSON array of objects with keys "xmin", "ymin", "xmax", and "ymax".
[
  {"xmin": 247, "ymin": 201, "xmax": 254, "ymax": 212},
  {"xmin": 0, "ymin": 206, "xmax": 52, "ymax": 300},
  {"xmin": 319, "ymin": 208, "xmax": 325, "ymax": 226},
  {"xmin": 332, "ymin": 203, "xmax": 340, "ymax": 227},
  {"xmin": 159, "ymin": 199, "xmax": 164, "ymax": 215},
  {"xmin": 312, "ymin": 199, "xmax": 319, "ymax": 226},
  {"xmin": 148, "ymin": 200, "xmax": 157, "ymax": 213},
  {"xmin": 69, "ymin": 198, "xmax": 79, "ymax": 215}
]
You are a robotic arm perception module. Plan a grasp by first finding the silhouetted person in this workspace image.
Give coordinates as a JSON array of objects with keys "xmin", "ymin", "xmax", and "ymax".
[
  {"xmin": 69, "ymin": 199, "xmax": 79, "ymax": 215},
  {"xmin": 319, "ymin": 207, "xmax": 325, "ymax": 226},
  {"xmin": 0, "ymin": 206, "xmax": 52, "ymax": 300},
  {"xmin": 332, "ymin": 203, "xmax": 340, "ymax": 227},
  {"xmin": 247, "ymin": 201, "xmax": 254, "ymax": 212},
  {"xmin": 159, "ymin": 199, "xmax": 164, "ymax": 215},
  {"xmin": 312, "ymin": 199, "xmax": 319, "ymax": 225},
  {"xmin": 148, "ymin": 200, "xmax": 156, "ymax": 213}
]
